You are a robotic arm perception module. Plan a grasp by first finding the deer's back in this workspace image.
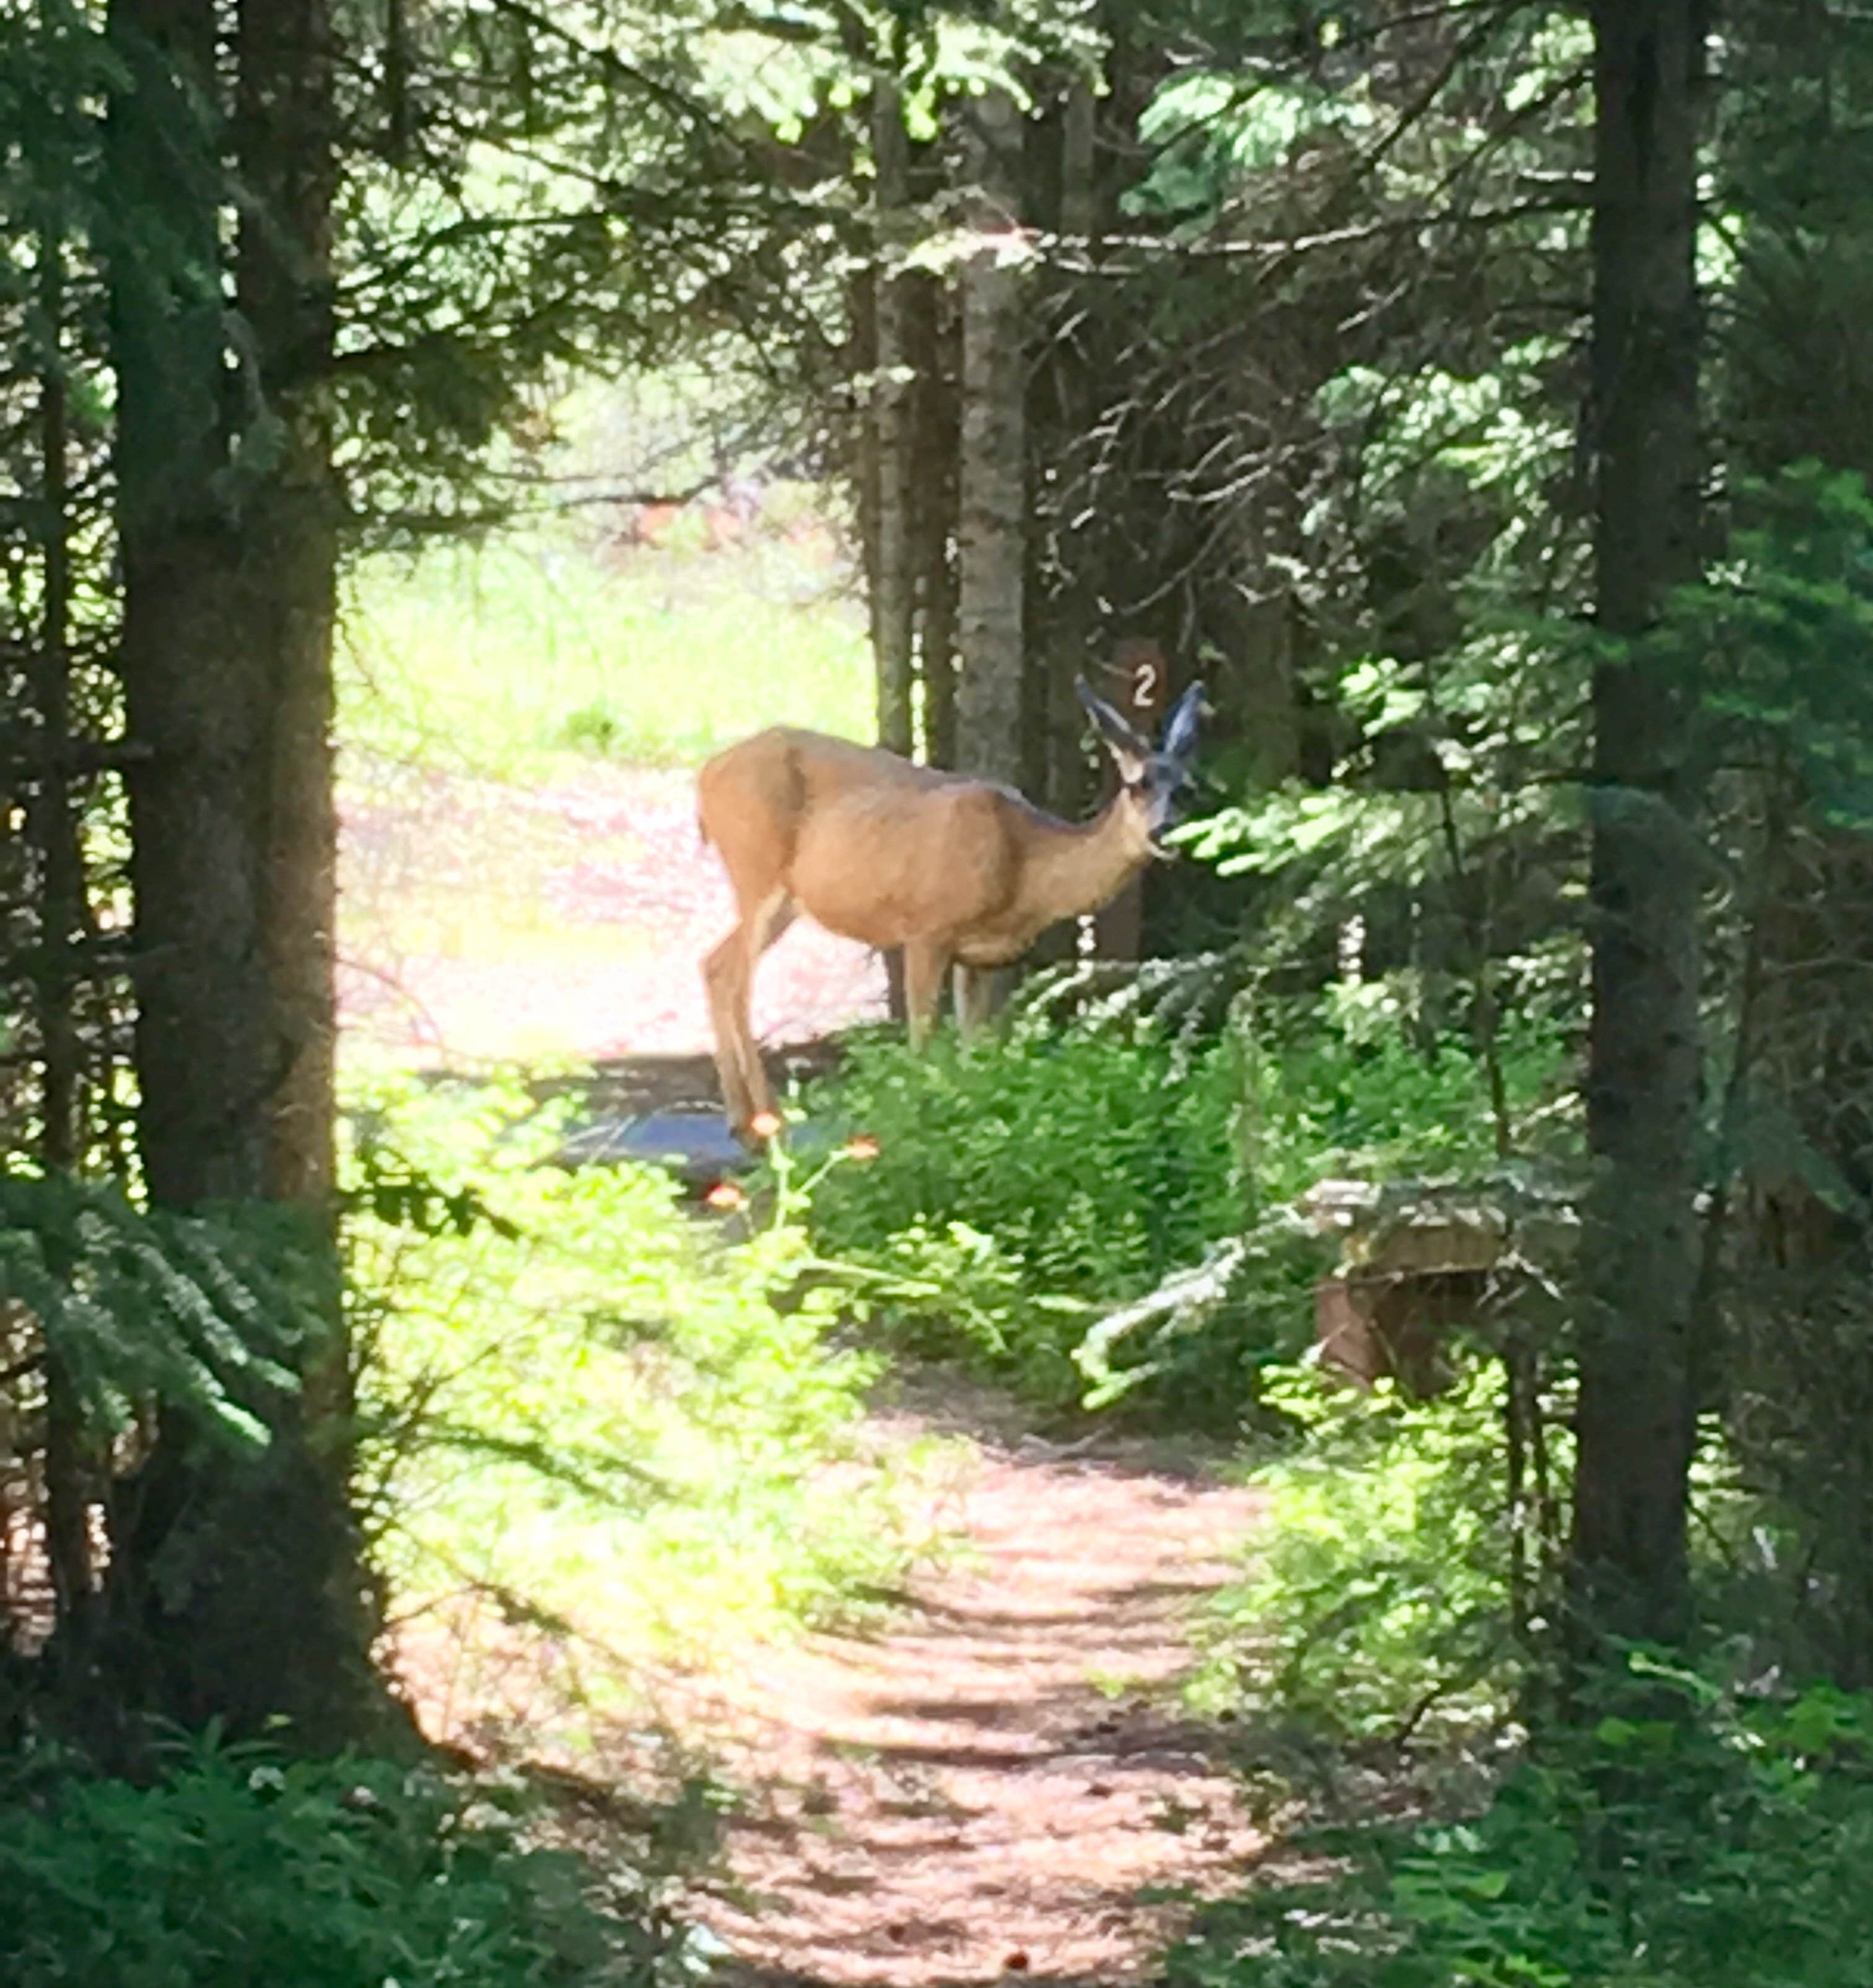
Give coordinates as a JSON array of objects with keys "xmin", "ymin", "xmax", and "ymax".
[
  {"xmin": 701, "ymin": 726, "xmax": 939, "ymax": 823},
  {"xmin": 699, "ymin": 726, "xmax": 1031, "ymax": 947}
]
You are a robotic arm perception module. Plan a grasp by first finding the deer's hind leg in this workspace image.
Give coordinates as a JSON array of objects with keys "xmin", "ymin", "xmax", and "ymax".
[
  {"xmin": 704, "ymin": 925, "xmax": 757, "ymax": 1136},
  {"xmin": 954, "ymin": 964, "xmax": 1003, "ymax": 1039},
  {"xmin": 704, "ymin": 887, "xmax": 796, "ymax": 1140}
]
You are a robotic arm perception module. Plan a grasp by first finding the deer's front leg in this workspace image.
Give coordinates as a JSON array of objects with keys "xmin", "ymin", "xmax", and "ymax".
[
  {"xmin": 903, "ymin": 939, "xmax": 951, "ymax": 1050},
  {"xmin": 705, "ymin": 889, "xmax": 795, "ymax": 1141}
]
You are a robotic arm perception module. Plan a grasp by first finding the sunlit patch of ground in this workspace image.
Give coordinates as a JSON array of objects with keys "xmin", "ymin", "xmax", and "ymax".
[
  {"xmin": 384, "ymin": 1417, "xmax": 959, "ymax": 1779},
  {"xmin": 339, "ymin": 756, "xmax": 887, "ymax": 1067},
  {"xmin": 688, "ymin": 1411, "xmax": 1266, "ymax": 1987},
  {"xmin": 390, "ymin": 1378, "xmax": 1266, "ymax": 1988}
]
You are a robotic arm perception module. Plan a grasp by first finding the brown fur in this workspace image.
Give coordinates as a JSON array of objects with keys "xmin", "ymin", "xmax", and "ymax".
[{"xmin": 696, "ymin": 726, "xmax": 1161, "ymax": 1139}]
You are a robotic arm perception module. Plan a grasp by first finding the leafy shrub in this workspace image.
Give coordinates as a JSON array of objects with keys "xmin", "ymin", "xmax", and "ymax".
[
  {"xmin": 1236, "ymin": 985, "xmax": 1571, "ymax": 1201},
  {"xmin": 801, "ymin": 992, "xmax": 1567, "ymax": 1419},
  {"xmin": 1164, "ymin": 1664, "xmax": 1873, "ymax": 1988},
  {"xmin": 801, "ymin": 1026, "xmax": 1246, "ymax": 1409},
  {"xmin": 344, "ymin": 1076, "xmax": 899, "ymax": 1702},
  {"xmin": 1195, "ymin": 1362, "xmax": 1529, "ymax": 1753},
  {"xmin": 0, "ymin": 1171, "xmax": 328, "ymax": 1447},
  {"xmin": 0, "ymin": 1734, "xmax": 694, "ymax": 1988},
  {"xmin": 0, "ymin": 1175, "xmax": 344, "ymax": 1675},
  {"xmin": 810, "ymin": 1026, "xmax": 1242, "ymax": 1276},
  {"xmin": 561, "ymin": 700, "xmax": 623, "ymax": 755}
]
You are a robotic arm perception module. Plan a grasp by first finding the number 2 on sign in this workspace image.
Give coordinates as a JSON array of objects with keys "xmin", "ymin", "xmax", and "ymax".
[{"xmin": 1132, "ymin": 659, "xmax": 1158, "ymax": 707}]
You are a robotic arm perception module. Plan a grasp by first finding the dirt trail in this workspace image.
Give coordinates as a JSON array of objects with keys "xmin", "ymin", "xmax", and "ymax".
[
  {"xmin": 690, "ymin": 1407, "xmax": 1264, "ymax": 1987},
  {"xmin": 346, "ymin": 758, "xmax": 1265, "ymax": 1981}
]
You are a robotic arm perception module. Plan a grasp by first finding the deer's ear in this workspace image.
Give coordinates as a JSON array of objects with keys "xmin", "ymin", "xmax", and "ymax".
[
  {"xmin": 1076, "ymin": 676, "xmax": 1150, "ymax": 781},
  {"xmin": 1161, "ymin": 681, "xmax": 1205, "ymax": 762}
]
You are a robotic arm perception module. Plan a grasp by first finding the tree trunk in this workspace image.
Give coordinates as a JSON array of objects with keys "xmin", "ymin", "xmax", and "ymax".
[
  {"xmin": 910, "ymin": 272, "xmax": 959, "ymax": 769},
  {"xmin": 956, "ymin": 87, "xmax": 1027, "ymax": 788},
  {"xmin": 868, "ymin": 77, "xmax": 916, "ymax": 1022},
  {"xmin": 871, "ymin": 77, "xmax": 915, "ymax": 762},
  {"xmin": 110, "ymin": 0, "xmax": 269, "ymax": 1212},
  {"xmin": 1042, "ymin": 77, "xmax": 1100, "ymax": 821},
  {"xmin": 1046, "ymin": 76, "xmax": 1127, "ymax": 967},
  {"xmin": 848, "ymin": 254, "xmax": 881, "ymax": 722},
  {"xmin": 237, "ymin": 0, "xmax": 341, "ymax": 1219},
  {"xmin": 1568, "ymin": 0, "xmax": 1706, "ymax": 1648},
  {"xmin": 93, "ymin": 0, "xmax": 399, "ymax": 1757},
  {"xmin": 32, "ymin": 211, "xmax": 93, "ymax": 1624}
]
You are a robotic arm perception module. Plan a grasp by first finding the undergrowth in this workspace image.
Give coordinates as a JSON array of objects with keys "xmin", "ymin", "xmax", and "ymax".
[
  {"xmin": 1190, "ymin": 1362, "xmax": 1530, "ymax": 1759},
  {"xmin": 1164, "ymin": 1662, "xmax": 1873, "ymax": 1988},
  {"xmin": 0, "ymin": 1732, "xmax": 699, "ymax": 1988},
  {"xmin": 801, "ymin": 1024, "xmax": 1242, "ymax": 1410},
  {"xmin": 800, "ymin": 988, "xmax": 1566, "ymax": 1422},
  {"xmin": 344, "ymin": 1076, "xmax": 902, "ymax": 1736},
  {"xmin": 1175, "ymin": 1355, "xmax": 1873, "ymax": 1988}
]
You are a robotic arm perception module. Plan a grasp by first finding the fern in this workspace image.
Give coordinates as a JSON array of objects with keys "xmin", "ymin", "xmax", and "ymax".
[{"xmin": 0, "ymin": 1172, "xmax": 324, "ymax": 1448}]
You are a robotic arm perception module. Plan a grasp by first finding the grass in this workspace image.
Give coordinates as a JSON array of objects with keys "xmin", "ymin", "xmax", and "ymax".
[{"xmin": 339, "ymin": 510, "xmax": 873, "ymax": 780}]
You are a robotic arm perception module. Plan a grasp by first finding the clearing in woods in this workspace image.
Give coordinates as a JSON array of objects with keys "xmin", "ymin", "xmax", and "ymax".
[{"xmin": 341, "ymin": 539, "xmax": 1264, "ymax": 1983}]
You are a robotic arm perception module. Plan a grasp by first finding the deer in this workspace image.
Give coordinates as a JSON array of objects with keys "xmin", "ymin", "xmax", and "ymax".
[{"xmin": 696, "ymin": 675, "xmax": 1204, "ymax": 1141}]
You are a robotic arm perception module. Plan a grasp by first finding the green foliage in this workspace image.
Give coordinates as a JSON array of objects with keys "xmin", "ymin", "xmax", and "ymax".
[
  {"xmin": 801, "ymin": 1024, "xmax": 1245, "ymax": 1410},
  {"xmin": 1236, "ymin": 988, "xmax": 1572, "ymax": 1195},
  {"xmin": 1122, "ymin": 11, "xmax": 1591, "ymax": 227},
  {"xmin": 1176, "ymin": 342, "xmax": 1594, "ymax": 1075},
  {"xmin": 1721, "ymin": 4, "xmax": 1873, "ymax": 481},
  {"xmin": 0, "ymin": 1735, "xmax": 694, "ymax": 1988},
  {"xmin": 803, "ymin": 995, "xmax": 1566, "ymax": 1419},
  {"xmin": 1127, "ymin": 72, "xmax": 1373, "ymax": 219},
  {"xmin": 1164, "ymin": 1665, "xmax": 1873, "ymax": 1988},
  {"xmin": 345, "ymin": 1077, "xmax": 899, "ymax": 1681},
  {"xmin": 0, "ymin": 1172, "xmax": 326, "ymax": 1447},
  {"xmin": 809, "ymin": 1023, "xmax": 1241, "ymax": 1288},
  {"xmin": 1193, "ymin": 1363, "xmax": 1529, "ymax": 1751},
  {"xmin": 1681, "ymin": 462, "xmax": 1873, "ymax": 829}
]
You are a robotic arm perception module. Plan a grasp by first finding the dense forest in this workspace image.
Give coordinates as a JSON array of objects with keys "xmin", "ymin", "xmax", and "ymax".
[{"xmin": 4, "ymin": 0, "xmax": 1873, "ymax": 1982}]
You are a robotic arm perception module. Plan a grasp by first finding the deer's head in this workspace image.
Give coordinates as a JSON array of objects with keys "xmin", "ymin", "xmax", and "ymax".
[{"xmin": 1076, "ymin": 676, "xmax": 1205, "ymax": 860}]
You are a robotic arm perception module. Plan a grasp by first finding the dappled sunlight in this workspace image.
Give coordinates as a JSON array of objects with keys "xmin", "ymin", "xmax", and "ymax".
[
  {"xmin": 347, "ymin": 1077, "xmax": 910, "ymax": 1773},
  {"xmin": 683, "ymin": 1418, "xmax": 1266, "ymax": 1987}
]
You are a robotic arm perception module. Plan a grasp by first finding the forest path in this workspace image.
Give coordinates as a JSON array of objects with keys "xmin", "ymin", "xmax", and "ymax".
[
  {"xmin": 343, "ymin": 758, "xmax": 1265, "ymax": 1982},
  {"xmin": 688, "ymin": 1387, "xmax": 1264, "ymax": 1987}
]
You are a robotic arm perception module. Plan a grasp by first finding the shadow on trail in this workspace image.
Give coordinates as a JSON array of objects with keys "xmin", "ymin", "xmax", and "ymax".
[{"xmin": 676, "ymin": 1405, "xmax": 1267, "ymax": 1988}]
